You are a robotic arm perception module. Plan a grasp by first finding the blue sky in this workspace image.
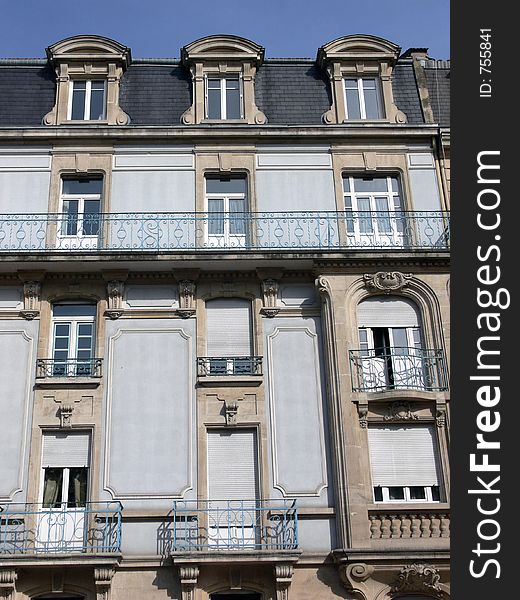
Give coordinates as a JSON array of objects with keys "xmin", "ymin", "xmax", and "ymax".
[{"xmin": 1, "ymin": 0, "xmax": 449, "ymax": 59}]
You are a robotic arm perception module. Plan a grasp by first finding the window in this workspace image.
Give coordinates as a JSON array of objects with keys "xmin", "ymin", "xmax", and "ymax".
[
  {"xmin": 355, "ymin": 297, "xmax": 426, "ymax": 391},
  {"xmin": 368, "ymin": 424, "xmax": 442, "ymax": 503},
  {"xmin": 59, "ymin": 177, "xmax": 102, "ymax": 249},
  {"xmin": 206, "ymin": 176, "xmax": 248, "ymax": 248},
  {"xmin": 206, "ymin": 77, "xmax": 242, "ymax": 119},
  {"xmin": 68, "ymin": 80, "xmax": 106, "ymax": 121},
  {"xmin": 343, "ymin": 77, "xmax": 383, "ymax": 119},
  {"xmin": 204, "ymin": 298, "xmax": 255, "ymax": 375},
  {"xmin": 51, "ymin": 303, "xmax": 96, "ymax": 376},
  {"xmin": 343, "ymin": 175, "xmax": 404, "ymax": 246}
]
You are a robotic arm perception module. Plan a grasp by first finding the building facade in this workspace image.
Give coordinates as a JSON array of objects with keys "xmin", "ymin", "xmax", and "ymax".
[{"xmin": 0, "ymin": 34, "xmax": 450, "ymax": 600}]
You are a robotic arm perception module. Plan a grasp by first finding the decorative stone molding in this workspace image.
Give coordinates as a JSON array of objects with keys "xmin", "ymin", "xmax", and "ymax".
[
  {"xmin": 94, "ymin": 567, "xmax": 115, "ymax": 600},
  {"xmin": 59, "ymin": 403, "xmax": 74, "ymax": 428},
  {"xmin": 384, "ymin": 401, "xmax": 418, "ymax": 422},
  {"xmin": 105, "ymin": 280, "xmax": 125, "ymax": 319},
  {"xmin": 338, "ymin": 562, "xmax": 374, "ymax": 598},
  {"xmin": 363, "ymin": 271, "xmax": 412, "ymax": 294},
  {"xmin": 436, "ymin": 407, "xmax": 447, "ymax": 428},
  {"xmin": 224, "ymin": 399, "xmax": 239, "ymax": 426},
  {"xmin": 44, "ymin": 35, "xmax": 131, "ymax": 125},
  {"xmin": 317, "ymin": 34, "xmax": 406, "ymax": 124},
  {"xmin": 0, "ymin": 570, "xmax": 17, "ymax": 600},
  {"xmin": 19, "ymin": 280, "xmax": 41, "ymax": 320},
  {"xmin": 391, "ymin": 563, "xmax": 443, "ymax": 597},
  {"xmin": 260, "ymin": 278, "xmax": 280, "ymax": 317},
  {"xmin": 181, "ymin": 35, "xmax": 266, "ymax": 125},
  {"xmin": 274, "ymin": 564, "xmax": 294, "ymax": 600},
  {"xmin": 176, "ymin": 280, "xmax": 197, "ymax": 318},
  {"xmin": 178, "ymin": 566, "xmax": 199, "ymax": 600}
]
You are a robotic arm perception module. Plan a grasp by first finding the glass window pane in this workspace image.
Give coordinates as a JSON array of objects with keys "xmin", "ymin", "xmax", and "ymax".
[
  {"xmin": 208, "ymin": 199, "xmax": 224, "ymax": 235},
  {"xmin": 342, "ymin": 177, "xmax": 350, "ymax": 192},
  {"xmin": 71, "ymin": 82, "xmax": 86, "ymax": 120},
  {"xmin": 82, "ymin": 200, "xmax": 101, "ymax": 235},
  {"xmin": 409, "ymin": 486, "xmax": 426, "ymax": 500},
  {"xmin": 206, "ymin": 177, "xmax": 246, "ymax": 194},
  {"xmin": 207, "ymin": 78, "xmax": 221, "ymax": 89},
  {"xmin": 62, "ymin": 200, "xmax": 79, "ymax": 235},
  {"xmin": 54, "ymin": 323, "xmax": 71, "ymax": 336},
  {"xmin": 345, "ymin": 88, "xmax": 361, "ymax": 119},
  {"xmin": 225, "ymin": 83, "xmax": 241, "ymax": 119},
  {"xmin": 344, "ymin": 78, "xmax": 358, "ymax": 89},
  {"xmin": 53, "ymin": 304, "xmax": 96, "ymax": 317},
  {"xmin": 353, "ymin": 177, "xmax": 388, "ymax": 193},
  {"xmin": 208, "ymin": 87, "xmax": 222, "ymax": 119},
  {"xmin": 68, "ymin": 468, "xmax": 88, "ymax": 507},
  {"xmin": 77, "ymin": 338, "xmax": 93, "ymax": 350},
  {"xmin": 77, "ymin": 323, "xmax": 93, "ymax": 335},
  {"xmin": 364, "ymin": 86, "xmax": 381, "ymax": 119},
  {"xmin": 357, "ymin": 197, "xmax": 373, "ymax": 233},
  {"xmin": 43, "ymin": 468, "xmax": 64, "ymax": 507},
  {"xmin": 62, "ymin": 178, "xmax": 103, "ymax": 195},
  {"xmin": 431, "ymin": 485, "xmax": 441, "ymax": 501},
  {"xmin": 54, "ymin": 338, "xmax": 70, "ymax": 351},
  {"xmin": 388, "ymin": 486, "xmax": 405, "ymax": 500},
  {"xmin": 375, "ymin": 196, "xmax": 392, "ymax": 233},
  {"xmin": 373, "ymin": 487, "xmax": 383, "ymax": 502},
  {"xmin": 89, "ymin": 85, "xmax": 105, "ymax": 120},
  {"xmin": 229, "ymin": 199, "xmax": 247, "ymax": 235},
  {"xmin": 391, "ymin": 328, "xmax": 409, "ymax": 353}
]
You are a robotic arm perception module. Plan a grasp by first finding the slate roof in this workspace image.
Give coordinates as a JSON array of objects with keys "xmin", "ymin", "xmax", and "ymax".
[
  {"xmin": 0, "ymin": 56, "xmax": 435, "ymax": 127},
  {"xmin": 424, "ymin": 60, "xmax": 450, "ymax": 127}
]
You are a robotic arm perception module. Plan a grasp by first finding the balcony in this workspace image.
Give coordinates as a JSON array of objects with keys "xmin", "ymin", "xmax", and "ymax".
[
  {"xmin": 0, "ymin": 211, "xmax": 450, "ymax": 253},
  {"xmin": 349, "ymin": 347, "xmax": 449, "ymax": 392},
  {"xmin": 170, "ymin": 499, "xmax": 298, "ymax": 552},
  {"xmin": 368, "ymin": 508, "xmax": 450, "ymax": 540},
  {"xmin": 0, "ymin": 502, "xmax": 122, "ymax": 555},
  {"xmin": 36, "ymin": 358, "xmax": 103, "ymax": 379},
  {"xmin": 197, "ymin": 356, "xmax": 263, "ymax": 377}
]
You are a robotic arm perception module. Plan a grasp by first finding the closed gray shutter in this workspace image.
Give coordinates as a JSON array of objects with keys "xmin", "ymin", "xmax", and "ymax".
[
  {"xmin": 42, "ymin": 432, "xmax": 90, "ymax": 467},
  {"xmin": 206, "ymin": 298, "xmax": 252, "ymax": 356},
  {"xmin": 357, "ymin": 297, "xmax": 420, "ymax": 328},
  {"xmin": 368, "ymin": 425, "xmax": 440, "ymax": 487},
  {"xmin": 207, "ymin": 429, "xmax": 258, "ymax": 500}
]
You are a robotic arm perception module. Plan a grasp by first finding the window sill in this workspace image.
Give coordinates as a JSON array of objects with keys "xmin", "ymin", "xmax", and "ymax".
[
  {"xmin": 35, "ymin": 376, "xmax": 102, "ymax": 388},
  {"xmin": 63, "ymin": 120, "xmax": 109, "ymax": 125},
  {"xmin": 201, "ymin": 119, "xmax": 247, "ymax": 124},
  {"xmin": 197, "ymin": 375, "xmax": 263, "ymax": 387},
  {"xmin": 367, "ymin": 502, "xmax": 449, "ymax": 511}
]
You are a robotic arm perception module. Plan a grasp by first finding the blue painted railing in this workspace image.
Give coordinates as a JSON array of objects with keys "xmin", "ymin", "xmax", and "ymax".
[
  {"xmin": 171, "ymin": 499, "xmax": 298, "ymax": 551},
  {"xmin": 0, "ymin": 502, "xmax": 122, "ymax": 555},
  {"xmin": 197, "ymin": 356, "xmax": 263, "ymax": 376},
  {"xmin": 0, "ymin": 211, "xmax": 450, "ymax": 252},
  {"xmin": 36, "ymin": 358, "xmax": 103, "ymax": 378}
]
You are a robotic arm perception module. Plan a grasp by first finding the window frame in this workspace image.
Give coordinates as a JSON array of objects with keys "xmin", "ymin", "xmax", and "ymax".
[
  {"xmin": 204, "ymin": 74, "xmax": 244, "ymax": 120},
  {"xmin": 58, "ymin": 176, "xmax": 103, "ymax": 248},
  {"xmin": 205, "ymin": 175, "xmax": 249, "ymax": 247},
  {"xmin": 67, "ymin": 79, "xmax": 107, "ymax": 121},
  {"xmin": 343, "ymin": 76, "xmax": 384, "ymax": 120}
]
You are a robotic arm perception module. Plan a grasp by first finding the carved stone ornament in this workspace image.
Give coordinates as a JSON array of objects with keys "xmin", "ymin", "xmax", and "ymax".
[
  {"xmin": 94, "ymin": 567, "xmax": 115, "ymax": 600},
  {"xmin": 436, "ymin": 408, "xmax": 447, "ymax": 428},
  {"xmin": 105, "ymin": 280, "xmax": 124, "ymax": 319},
  {"xmin": 364, "ymin": 271, "xmax": 412, "ymax": 294},
  {"xmin": 178, "ymin": 566, "xmax": 199, "ymax": 600},
  {"xmin": 224, "ymin": 399, "xmax": 239, "ymax": 426},
  {"xmin": 274, "ymin": 564, "xmax": 294, "ymax": 600},
  {"xmin": 59, "ymin": 404, "xmax": 74, "ymax": 428},
  {"xmin": 357, "ymin": 403, "xmax": 369, "ymax": 428},
  {"xmin": 176, "ymin": 280, "xmax": 196, "ymax": 318},
  {"xmin": 0, "ymin": 569, "xmax": 17, "ymax": 600},
  {"xmin": 338, "ymin": 562, "xmax": 375, "ymax": 597},
  {"xmin": 19, "ymin": 280, "xmax": 41, "ymax": 320},
  {"xmin": 391, "ymin": 563, "xmax": 443, "ymax": 597},
  {"xmin": 384, "ymin": 401, "xmax": 419, "ymax": 422},
  {"xmin": 260, "ymin": 278, "xmax": 280, "ymax": 317}
]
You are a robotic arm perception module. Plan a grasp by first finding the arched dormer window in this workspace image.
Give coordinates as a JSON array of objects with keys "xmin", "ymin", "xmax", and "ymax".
[
  {"xmin": 317, "ymin": 34, "xmax": 407, "ymax": 124},
  {"xmin": 180, "ymin": 35, "xmax": 266, "ymax": 125},
  {"xmin": 43, "ymin": 35, "xmax": 131, "ymax": 125}
]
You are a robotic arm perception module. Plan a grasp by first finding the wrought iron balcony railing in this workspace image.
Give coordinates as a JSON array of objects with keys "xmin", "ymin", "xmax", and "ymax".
[
  {"xmin": 171, "ymin": 499, "xmax": 298, "ymax": 551},
  {"xmin": 0, "ymin": 502, "xmax": 122, "ymax": 555},
  {"xmin": 0, "ymin": 211, "xmax": 450, "ymax": 252},
  {"xmin": 197, "ymin": 356, "xmax": 263, "ymax": 376},
  {"xmin": 36, "ymin": 358, "xmax": 103, "ymax": 378},
  {"xmin": 349, "ymin": 347, "xmax": 449, "ymax": 392}
]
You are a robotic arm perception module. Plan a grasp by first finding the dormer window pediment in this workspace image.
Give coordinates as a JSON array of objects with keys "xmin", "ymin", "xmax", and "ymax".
[{"xmin": 43, "ymin": 35, "xmax": 131, "ymax": 126}]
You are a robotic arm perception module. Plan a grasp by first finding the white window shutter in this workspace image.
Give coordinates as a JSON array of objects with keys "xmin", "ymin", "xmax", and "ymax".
[
  {"xmin": 42, "ymin": 432, "xmax": 90, "ymax": 467},
  {"xmin": 368, "ymin": 425, "xmax": 440, "ymax": 487},
  {"xmin": 207, "ymin": 429, "xmax": 258, "ymax": 501},
  {"xmin": 206, "ymin": 298, "xmax": 252, "ymax": 356},
  {"xmin": 357, "ymin": 297, "xmax": 420, "ymax": 328}
]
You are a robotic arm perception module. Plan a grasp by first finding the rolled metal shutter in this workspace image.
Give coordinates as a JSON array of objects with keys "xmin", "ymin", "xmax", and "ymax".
[{"xmin": 41, "ymin": 432, "xmax": 90, "ymax": 468}]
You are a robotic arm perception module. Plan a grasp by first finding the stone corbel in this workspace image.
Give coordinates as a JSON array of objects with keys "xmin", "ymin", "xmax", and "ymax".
[
  {"xmin": 258, "ymin": 269, "xmax": 283, "ymax": 317},
  {"xmin": 356, "ymin": 400, "xmax": 369, "ymax": 428},
  {"xmin": 224, "ymin": 399, "xmax": 239, "ymax": 426},
  {"xmin": 59, "ymin": 404, "xmax": 74, "ymax": 428},
  {"xmin": 274, "ymin": 564, "xmax": 294, "ymax": 600},
  {"xmin": 391, "ymin": 563, "xmax": 445, "ymax": 598},
  {"xmin": 94, "ymin": 567, "xmax": 115, "ymax": 600},
  {"xmin": 0, "ymin": 569, "xmax": 17, "ymax": 600},
  {"xmin": 176, "ymin": 280, "xmax": 197, "ymax": 318},
  {"xmin": 19, "ymin": 280, "xmax": 41, "ymax": 320},
  {"xmin": 338, "ymin": 562, "xmax": 374, "ymax": 598},
  {"xmin": 435, "ymin": 401, "xmax": 447, "ymax": 428},
  {"xmin": 363, "ymin": 271, "xmax": 412, "ymax": 294},
  {"xmin": 105, "ymin": 280, "xmax": 125, "ymax": 319},
  {"xmin": 179, "ymin": 566, "xmax": 199, "ymax": 600}
]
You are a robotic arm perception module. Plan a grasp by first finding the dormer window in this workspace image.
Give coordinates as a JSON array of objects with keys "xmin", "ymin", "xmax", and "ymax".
[
  {"xmin": 343, "ymin": 77, "xmax": 382, "ymax": 120},
  {"xmin": 317, "ymin": 34, "xmax": 407, "ymax": 124},
  {"xmin": 181, "ymin": 35, "xmax": 266, "ymax": 125},
  {"xmin": 44, "ymin": 35, "xmax": 131, "ymax": 126},
  {"xmin": 68, "ymin": 80, "xmax": 106, "ymax": 121},
  {"xmin": 206, "ymin": 77, "xmax": 242, "ymax": 120}
]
